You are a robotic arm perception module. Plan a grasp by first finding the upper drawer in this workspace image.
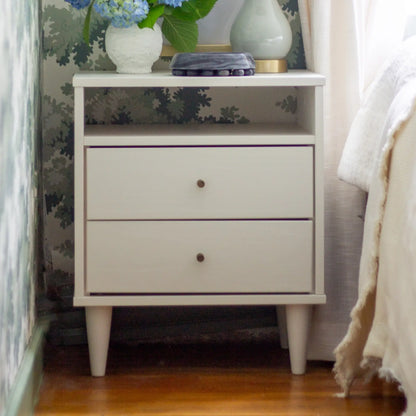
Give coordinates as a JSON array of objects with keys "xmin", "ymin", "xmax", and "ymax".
[{"xmin": 86, "ymin": 146, "xmax": 313, "ymax": 220}]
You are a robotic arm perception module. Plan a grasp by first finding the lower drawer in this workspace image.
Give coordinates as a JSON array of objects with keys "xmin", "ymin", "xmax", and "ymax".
[{"xmin": 86, "ymin": 220, "xmax": 313, "ymax": 294}]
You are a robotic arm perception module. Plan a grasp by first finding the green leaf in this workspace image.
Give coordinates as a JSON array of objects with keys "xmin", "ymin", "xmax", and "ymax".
[
  {"xmin": 180, "ymin": 0, "xmax": 217, "ymax": 20},
  {"xmin": 162, "ymin": 5, "xmax": 174, "ymax": 16},
  {"xmin": 171, "ymin": 8, "xmax": 196, "ymax": 21},
  {"xmin": 162, "ymin": 16, "xmax": 198, "ymax": 52},
  {"xmin": 138, "ymin": 5, "xmax": 165, "ymax": 29},
  {"xmin": 61, "ymin": 82, "xmax": 73, "ymax": 96},
  {"xmin": 72, "ymin": 41, "xmax": 93, "ymax": 66},
  {"xmin": 82, "ymin": 0, "xmax": 96, "ymax": 44},
  {"xmin": 276, "ymin": 95, "xmax": 298, "ymax": 114}
]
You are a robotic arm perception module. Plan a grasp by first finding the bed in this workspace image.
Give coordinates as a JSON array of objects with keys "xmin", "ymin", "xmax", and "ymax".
[{"xmin": 334, "ymin": 34, "xmax": 416, "ymax": 415}]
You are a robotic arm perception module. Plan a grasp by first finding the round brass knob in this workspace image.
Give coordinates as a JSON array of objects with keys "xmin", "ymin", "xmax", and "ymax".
[
  {"xmin": 196, "ymin": 253, "xmax": 205, "ymax": 262},
  {"xmin": 197, "ymin": 179, "xmax": 205, "ymax": 188}
]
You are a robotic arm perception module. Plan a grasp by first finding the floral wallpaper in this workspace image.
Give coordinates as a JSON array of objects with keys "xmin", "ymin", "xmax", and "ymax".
[
  {"xmin": 41, "ymin": 0, "xmax": 306, "ymax": 342},
  {"xmin": 0, "ymin": 0, "xmax": 41, "ymax": 414}
]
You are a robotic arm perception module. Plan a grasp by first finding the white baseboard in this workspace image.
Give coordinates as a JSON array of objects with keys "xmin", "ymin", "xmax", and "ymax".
[{"xmin": 4, "ymin": 320, "xmax": 48, "ymax": 416}]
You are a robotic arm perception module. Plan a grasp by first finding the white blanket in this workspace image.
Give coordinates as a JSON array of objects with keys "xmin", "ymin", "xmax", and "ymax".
[
  {"xmin": 334, "ymin": 37, "xmax": 416, "ymax": 416},
  {"xmin": 338, "ymin": 36, "xmax": 416, "ymax": 192}
]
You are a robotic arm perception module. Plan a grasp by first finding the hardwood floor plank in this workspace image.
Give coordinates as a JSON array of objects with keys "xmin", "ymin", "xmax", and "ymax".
[{"xmin": 34, "ymin": 342, "xmax": 406, "ymax": 415}]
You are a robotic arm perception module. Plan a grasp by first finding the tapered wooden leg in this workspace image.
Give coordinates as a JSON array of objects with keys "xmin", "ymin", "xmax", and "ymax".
[
  {"xmin": 85, "ymin": 306, "xmax": 112, "ymax": 377},
  {"xmin": 286, "ymin": 304, "xmax": 311, "ymax": 375},
  {"xmin": 276, "ymin": 306, "xmax": 288, "ymax": 349}
]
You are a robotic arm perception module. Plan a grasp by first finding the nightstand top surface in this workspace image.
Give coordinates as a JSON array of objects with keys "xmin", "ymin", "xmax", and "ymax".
[{"xmin": 73, "ymin": 70, "xmax": 325, "ymax": 88}]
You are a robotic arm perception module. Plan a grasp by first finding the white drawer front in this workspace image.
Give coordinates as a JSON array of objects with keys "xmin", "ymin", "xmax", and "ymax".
[
  {"xmin": 86, "ymin": 147, "xmax": 313, "ymax": 220},
  {"xmin": 86, "ymin": 220, "xmax": 313, "ymax": 294}
]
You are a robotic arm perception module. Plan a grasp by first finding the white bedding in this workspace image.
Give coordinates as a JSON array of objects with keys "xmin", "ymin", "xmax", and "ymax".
[
  {"xmin": 334, "ymin": 36, "xmax": 416, "ymax": 415},
  {"xmin": 338, "ymin": 36, "xmax": 416, "ymax": 191}
]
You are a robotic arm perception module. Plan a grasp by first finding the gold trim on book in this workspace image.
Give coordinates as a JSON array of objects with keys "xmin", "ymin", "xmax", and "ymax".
[
  {"xmin": 161, "ymin": 44, "xmax": 233, "ymax": 57},
  {"xmin": 255, "ymin": 59, "xmax": 288, "ymax": 73}
]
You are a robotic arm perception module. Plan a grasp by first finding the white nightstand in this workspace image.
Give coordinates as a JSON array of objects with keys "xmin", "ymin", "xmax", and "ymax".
[{"xmin": 73, "ymin": 70, "xmax": 326, "ymax": 377}]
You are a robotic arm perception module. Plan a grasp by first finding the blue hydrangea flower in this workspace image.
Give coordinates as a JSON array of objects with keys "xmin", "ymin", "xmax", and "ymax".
[
  {"xmin": 158, "ymin": 0, "xmax": 190, "ymax": 7},
  {"xmin": 64, "ymin": 0, "xmax": 91, "ymax": 9},
  {"xmin": 94, "ymin": 0, "xmax": 150, "ymax": 28}
]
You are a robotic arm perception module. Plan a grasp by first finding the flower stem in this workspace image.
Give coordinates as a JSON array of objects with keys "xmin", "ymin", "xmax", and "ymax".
[{"xmin": 83, "ymin": 0, "xmax": 96, "ymax": 44}]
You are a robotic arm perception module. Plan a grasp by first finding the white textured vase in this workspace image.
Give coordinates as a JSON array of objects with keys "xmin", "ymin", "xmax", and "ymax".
[
  {"xmin": 230, "ymin": 0, "xmax": 292, "ymax": 60},
  {"xmin": 105, "ymin": 23, "xmax": 163, "ymax": 74}
]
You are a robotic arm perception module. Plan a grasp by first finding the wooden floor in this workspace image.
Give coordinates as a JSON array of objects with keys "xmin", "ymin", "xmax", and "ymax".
[{"xmin": 35, "ymin": 341, "xmax": 406, "ymax": 415}]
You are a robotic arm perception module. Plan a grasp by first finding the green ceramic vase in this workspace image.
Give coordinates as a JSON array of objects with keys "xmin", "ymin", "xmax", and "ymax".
[{"xmin": 230, "ymin": 0, "xmax": 292, "ymax": 60}]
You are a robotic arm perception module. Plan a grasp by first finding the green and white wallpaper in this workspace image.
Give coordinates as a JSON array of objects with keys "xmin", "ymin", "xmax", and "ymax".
[
  {"xmin": 0, "ymin": 1, "xmax": 41, "ymax": 414},
  {"xmin": 41, "ymin": 0, "xmax": 306, "ymax": 341}
]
